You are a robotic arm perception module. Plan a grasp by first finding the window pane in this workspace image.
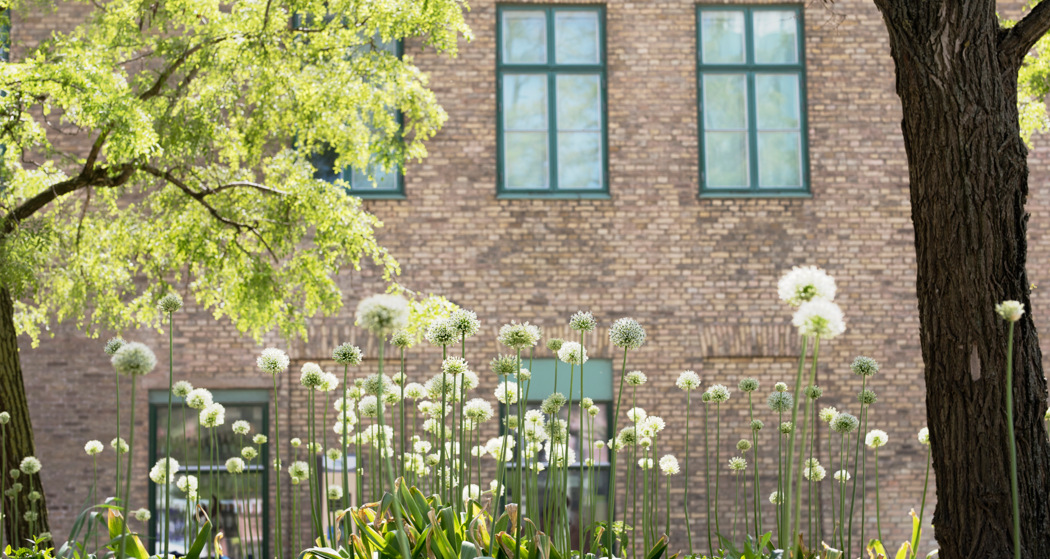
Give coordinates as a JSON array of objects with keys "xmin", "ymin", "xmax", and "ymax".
[
  {"xmin": 555, "ymin": 11, "xmax": 600, "ymax": 64},
  {"xmin": 700, "ymin": 11, "xmax": 745, "ymax": 64},
  {"xmin": 504, "ymin": 132, "xmax": 549, "ymax": 189},
  {"xmin": 351, "ymin": 164, "xmax": 398, "ymax": 191},
  {"xmin": 755, "ymin": 74, "xmax": 800, "ymax": 129},
  {"xmin": 702, "ymin": 74, "xmax": 747, "ymax": 129},
  {"xmin": 704, "ymin": 131, "xmax": 748, "ymax": 187},
  {"xmin": 503, "ymin": 74, "xmax": 548, "ymax": 130},
  {"xmin": 503, "ymin": 11, "xmax": 547, "ymax": 64},
  {"xmin": 758, "ymin": 132, "xmax": 802, "ymax": 187},
  {"xmin": 557, "ymin": 131, "xmax": 602, "ymax": 189},
  {"xmin": 556, "ymin": 74, "xmax": 601, "ymax": 130},
  {"xmin": 753, "ymin": 10, "xmax": 799, "ymax": 64},
  {"xmin": 156, "ymin": 471, "xmax": 265, "ymax": 559}
]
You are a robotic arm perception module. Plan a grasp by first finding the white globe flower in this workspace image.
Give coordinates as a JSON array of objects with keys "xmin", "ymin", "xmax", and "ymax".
[
  {"xmin": 792, "ymin": 299, "xmax": 846, "ymax": 339},
  {"xmin": 778, "ymin": 265, "xmax": 837, "ymax": 306}
]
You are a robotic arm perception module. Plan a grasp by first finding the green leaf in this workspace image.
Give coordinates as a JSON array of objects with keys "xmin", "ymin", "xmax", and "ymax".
[
  {"xmin": 184, "ymin": 520, "xmax": 212, "ymax": 559},
  {"xmin": 105, "ymin": 510, "xmax": 149, "ymax": 559}
]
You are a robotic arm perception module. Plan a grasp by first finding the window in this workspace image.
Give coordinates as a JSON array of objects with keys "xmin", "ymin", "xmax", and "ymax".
[
  {"xmin": 148, "ymin": 390, "xmax": 270, "ymax": 559},
  {"xmin": 500, "ymin": 358, "xmax": 612, "ymax": 550},
  {"xmin": 697, "ymin": 6, "xmax": 809, "ymax": 196},
  {"xmin": 309, "ymin": 38, "xmax": 405, "ymax": 198},
  {"xmin": 497, "ymin": 6, "xmax": 608, "ymax": 197}
]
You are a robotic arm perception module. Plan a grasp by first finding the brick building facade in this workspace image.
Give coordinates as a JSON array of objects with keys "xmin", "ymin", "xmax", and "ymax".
[{"xmin": 10, "ymin": 0, "xmax": 1050, "ymax": 556}]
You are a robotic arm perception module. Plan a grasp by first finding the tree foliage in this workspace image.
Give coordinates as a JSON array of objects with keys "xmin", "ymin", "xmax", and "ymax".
[{"xmin": 0, "ymin": 0, "xmax": 472, "ymax": 341}]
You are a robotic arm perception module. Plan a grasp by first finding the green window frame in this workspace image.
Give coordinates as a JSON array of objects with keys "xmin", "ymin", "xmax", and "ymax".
[
  {"xmin": 309, "ymin": 37, "xmax": 406, "ymax": 199},
  {"xmin": 147, "ymin": 389, "xmax": 271, "ymax": 559},
  {"xmin": 496, "ymin": 5, "xmax": 610, "ymax": 199},
  {"xmin": 696, "ymin": 5, "xmax": 810, "ymax": 197}
]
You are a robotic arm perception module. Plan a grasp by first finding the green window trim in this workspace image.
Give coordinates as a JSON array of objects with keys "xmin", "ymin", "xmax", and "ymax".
[
  {"xmin": 496, "ymin": 5, "xmax": 610, "ymax": 198},
  {"xmin": 696, "ymin": 5, "xmax": 811, "ymax": 198}
]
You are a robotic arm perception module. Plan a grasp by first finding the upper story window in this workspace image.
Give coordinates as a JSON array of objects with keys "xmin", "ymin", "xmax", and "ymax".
[
  {"xmin": 497, "ymin": 6, "xmax": 608, "ymax": 198},
  {"xmin": 697, "ymin": 6, "xmax": 809, "ymax": 196},
  {"xmin": 310, "ymin": 38, "xmax": 404, "ymax": 199}
]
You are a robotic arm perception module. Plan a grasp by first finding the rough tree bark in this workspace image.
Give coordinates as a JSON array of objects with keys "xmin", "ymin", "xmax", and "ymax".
[
  {"xmin": 873, "ymin": 1, "xmax": 1050, "ymax": 558},
  {"xmin": 0, "ymin": 287, "xmax": 50, "ymax": 542}
]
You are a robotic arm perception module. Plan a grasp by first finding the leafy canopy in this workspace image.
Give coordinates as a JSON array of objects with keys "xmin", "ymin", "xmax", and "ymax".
[{"xmin": 0, "ymin": 0, "xmax": 471, "ymax": 343}]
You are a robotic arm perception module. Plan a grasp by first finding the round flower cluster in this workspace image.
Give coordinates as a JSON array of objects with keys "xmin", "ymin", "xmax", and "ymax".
[
  {"xmin": 859, "ymin": 389, "xmax": 878, "ymax": 405},
  {"xmin": 84, "ymin": 440, "xmax": 104, "ymax": 456},
  {"xmin": 819, "ymin": 406, "xmax": 839, "ymax": 424},
  {"xmin": 918, "ymin": 427, "xmax": 930, "ymax": 446},
  {"xmin": 490, "ymin": 354, "xmax": 519, "ymax": 376},
  {"xmin": 774, "ymin": 382, "xmax": 788, "ymax": 393},
  {"xmin": 232, "ymin": 420, "xmax": 251, "ymax": 436},
  {"xmin": 425, "ymin": 318, "xmax": 459, "ymax": 347},
  {"xmin": 558, "ymin": 341, "xmax": 588, "ymax": 365},
  {"xmin": 707, "ymin": 384, "xmax": 731, "ymax": 403},
  {"xmin": 333, "ymin": 343, "xmax": 363, "ymax": 366},
  {"xmin": 728, "ymin": 456, "xmax": 747, "ymax": 471},
  {"xmin": 833, "ymin": 470, "xmax": 851, "ymax": 483},
  {"xmin": 778, "ymin": 265, "xmax": 837, "ymax": 307},
  {"xmin": 134, "ymin": 508, "xmax": 151, "ymax": 522},
  {"xmin": 448, "ymin": 309, "xmax": 481, "ymax": 338},
  {"xmin": 177, "ymin": 474, "xmax": 198, "ymax": 499},
  {"xmin": 676, "ymin": 371, "xmax": 701, "ymax": 391},
  {"xmin": 253, "ymin": 434, "xmax": 268, "ymax": 445},
  {"xmin": 996, "ymin": 300, "xmax": 1025, "ymax": 323},
  {"xmin": 779, "ymin": 422, "xmax": 794, "ymax": 434},
  {"xmin": 792, "ymin": 299, "xmax": 846, "ymax": 339},
  {"xmin": 625, "ymin": 370, "xmax": 647, "ymax": 386},
  {"xmin": 737, "ymin": 439, "xmax": 752, "ymax": 452},
  {"xmin": 327, "ymin": 485, "xmax": 344, "ymax": 501},
  {"xmin": 831, "ymin": 412, "xmax": 860, "ymax": 435},
  {"xmin": 659, "ymin": 454, "xmax": 680, "ymax": 475},
  {"xmin": 498, "ymin": 322, "xmax": 541, "ymax": 349},
  {"xmin": 19, "ymin": 456, "xmax": 41, "ymax": 475},
  {"xmin": 865, "ymin": 429, "xmax": 889, "ymax": 449},
  {"xmin": 769, "ymin": 491, "xmax": 783, "ymax": 505},
  {"xmin": 149, "ymin": 457, "xmax": 179, "ymax": 484},
  {"xmin": 111, "ymin": 437, "xmax": 129, "ymax": 454},
  {"xmin": 242, "ymin": 446, "xmax": 259, "ymax": 460},
  {"xmin": 851, "ymin": 356, "xmax": 880, "ymax": 377},
  {"xmin": 186, "ymin": 388, "xmax": 213, "ymax": 410},
  {"xmin": 464, "ymin": 398, "xmax": 494, "ymax": 423},
  {"xmin": 112, "ymin": 342, "xmax": 157, "ymax": 376},
  {"xmin": 158, "ymin": 292, "xmax": 183, "ymax": 314},
  {"xmin": 300, "ymin": 363, "xmax": 325, "ymax": 388},
  {"xmin": 104, "ymin": 337, "xmax": 126, "ymax": 356},
  {"xmin": 738, "ymin": 378, "xmax": 759, "ymax": 393},
  {"xmin": 546, "ymin": 338, "xmax": 564, "ymax": 352},
  {"xmin": 200, "ymin": 403, "xmax": 225, "ymax": 428},
  {"xmin": 391, "ymin": 330, "xmax": 413, "ymax": 349},
  {"xmin": 225, "ymin": 457, "xmax": 246, "ymax": 474},
  {"xmin": 569, "ymin": 311, "xmax": 597, "ymax": 332},
  {"xmin": 609, "ymin": 318, "xmax": 646, "ymax": 350},
  {"xmin": 355, "ymin": 294, "xmax": 410, "ymax": 336},
  {"xmin": 804, "ymin": 461, "xmax": 827, "ymax": 482},
  {"xmin": 767, "ymin": 391, "xmax": 793, "ymax": 413},
  {"xmin": 750, "ymin": 419, "xmax": 764, "ymax": 432},
  {"xmin": 172, "ymin": 380, "xmax": 193, "ymax": 398},
  {"xmin": 442, "ymin": 357, "xmax": 469, "ymax": 376},
  {"xmin": 541, "ymin": 392, "xmax": 567, "ymax": 415},
  {"xmin": 257, "ymin": 348, "xmax": 290, "ymax": 376},
  {"xmin": 288, "ymin": 461, "xmax": 310, "ymax": 483},
  {"xmin": 805, "ymin": 385, "xmax": 823, "ymax": 400},
  {"xmin": 494, "ymin": 382, "xmax": 521, "ymax": 405}
]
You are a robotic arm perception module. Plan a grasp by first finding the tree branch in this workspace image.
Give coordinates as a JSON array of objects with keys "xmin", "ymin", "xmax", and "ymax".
[
  {"xmin": 1000, "ymin": 0, "xmax": 1050, "ymax": 65},
  {"xmin": 142, "ymin": 165, "xmax": 280, "ymax": 262},
  {"xmin": 138, "ymin": 37, "xmax": 227, "ymax": 102},
  {"xmin": 204, "ymin": 181, "xmax": 288, "ymax": 197},
  {"xmin": 0, "ymin": 164, "xmax": 134, "ymax": 238}
]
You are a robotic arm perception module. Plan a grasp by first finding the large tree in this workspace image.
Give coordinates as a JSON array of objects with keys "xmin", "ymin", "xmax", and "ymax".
[
  {"xmin": 0, "ymin": 0, "xmax": 469, "ymax": 540},
  {"xmin": 873, "ymin": 1, "xmax": 1050, "ymax": 557}
]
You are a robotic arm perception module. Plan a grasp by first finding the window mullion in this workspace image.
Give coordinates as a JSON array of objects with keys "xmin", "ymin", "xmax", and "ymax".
[
  {"xmin": 547, "ymin": 8, "xmax": 558, "ymax": 191},
  {"xmin": 745, "ymin": 9, "xmax": 759, "ymax": 191}
]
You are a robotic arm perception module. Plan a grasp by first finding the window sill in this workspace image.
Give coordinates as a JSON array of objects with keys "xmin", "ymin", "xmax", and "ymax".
[
  {"xmin": 699, "ymin": 190, "xmax": 811, "ymax": 200},
  {"xmin": 497, "ymin": 191, "xmax": 612, "ymax": 200},
  {"xmin": 351, "ymin": 192, "xmax": 407, "ymax": 200}
]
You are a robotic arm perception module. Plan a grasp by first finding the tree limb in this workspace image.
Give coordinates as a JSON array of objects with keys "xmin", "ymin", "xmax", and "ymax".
[
  {"xmin": 1000, "ymin": 0, "xmax": 1050, "ymax": 65},
  {"xmin": 204, "ymin": 181, "xmax": 288, "ymax": 197},
  {"xmin": 138, "ymin": 37, "xmax": 227, "ymax": 102},
  {"xmin": 0, "ymin": 164, "xmax": 134, "ymax": 238}
]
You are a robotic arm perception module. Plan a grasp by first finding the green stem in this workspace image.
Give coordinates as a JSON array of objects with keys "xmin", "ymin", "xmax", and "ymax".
[
  {"xmin": 631, "ymin": 386, "xmax": 638, "ymax": 559},
  {"xmin": 341, "ymin": 363, "xmax": 351, "ymax": 546},
  {"xmin": 792, "ymin": 336, "xmax": 820, "ymax": 549},
  {"xmin": 1005, "ymin": 321, "xmax": 1021, "ymax": 559},
  {"xmin": 515, "ymin": 348, "xmax": 524, "ymax": 559},
  {"xmin": 847, "ymin": 375, "xmax": 867, "ymax": 559},
  {"xmin": 748, "ymin": 393, "xmax": 761, "ymax": 541},
  {"xmin": 439, "ymin": 345, "xmax": 448, "ymax": 504},
  {"xmin": 704, "ymin": 402, "xmax": 713, "ymax": 557},
  {"xmin": 1, "ymin": 424, "xmax": 6, "ymax": 554},
  {"xmin": 784, "ymin": 335, "xmax": 810, "ymax": 553},
  {"xmin": 164, "ymin": 312, "xmax": 174, "ymax": 559},
  {"xmin": 272, "ymin": 375, "xmax": 285, "ymax": 559},
  {"xmin": 117, "ymin": 375, "xmax": 138, "ymax": 559},
  {"xmin": 837, "ymin": 434, "xmax": 847, "ymax": 551},
  {"xmin": 376, "ymin": 337, "xmax": 412, "ymax": 559},
  {"xmin": 714, "ymin": 402, "xmax": 722, "ymax": 550},
  {"xmin": 115, "ymin": 371, "xmax": 122, "ymax": 507},
  {"xmin": 321, "ymin": 391, "xmax": 332, "ymax": 545},
  {"xmin": 605, "ymin": 348, "xmax": 629, "ymax": 559},
  {"xmin": 911, "ymin": 447, "xmax": 931, "ymax": 559},
  {"xmin": 874, "ymin": 447, "xmax": 882, "ymax": 542},
  {"xmin": 828, "ymin": 421, "xmax": 835, "ymax": 549},
  {"xmin": 777, "ymin": 411, "xmax": 783, "ymax": 547},
  {"xmin": 400, "ymin": 348, "xmax": 407, "ymax": 481},
  {"xmin": 459, "ymin": 334, "xmax": 467, "ymax": 518},
  {"xmin": 684, "ymin": 390, "xmax": 693, "ymax": 555}
]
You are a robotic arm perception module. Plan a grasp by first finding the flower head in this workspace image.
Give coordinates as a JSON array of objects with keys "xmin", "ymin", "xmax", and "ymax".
[
  {"xmin": 288, "ymin": 461, "xmax": 309, "ymax": 481},
  {"xmin": 391, "ymin": 330, "xmax": 413, "ymax": 349},
  {"xmin": 831, "ymin": 412, "xmax": 860, "ymax": 435},
  {"xmin": 133, "ymin": 509, "xmax": 151, "ymax": 522},
  {"xmin": 778, "ymin": 265, "xmax": 837, "ymax": 307},
  {"xmin": 805, "ymin": 385, "xmax": 823, "ymax": 400},
  {"xmin": 833, "ymin": 470, "xmax": 851, "ymax": 483},
  {"xmin": 84, "ymin": 440, "xmax": 103, "ymax": 456},
  {"xmin": 333, "ymin": 343, "xmax": 363, "ymax": 366},
  {"xmin": 707, "ymin": 384, "xmax": 731, "ymax": 403},
  {"xmin": 546, "ymin": 338, "xmax": 564, "ymax": 352},
  {"xmin": 738, "ymin": 378, "xmax": 759, "ymax": 392},
  {"xmin": 750, "ymin": 419, "xmax": 764, "ymax": 431},
  {"xmin": 769, "ymin": 491, "xmax": 783, "ymax": 505},
  {"xmin": 996, "ymin": 300, "xmax": 1025, "ymax": 323},
  {"xmin": 158, "ymin": 292, "xmax": 183, "ymax": 314},
  {"xmin": 558, "ymin": 342, "xmax": 588, "ymax": 365},
  {"xmin": 257, "ymin": 348, "xmax": 290, "ymax": 375},
  {"xmin": 442, "ymin": 357, "xmax": 469, "ymax": 376},
  {"xmin": 425, "ymin": 318, "xmax": 459, "ymax": 347},
  {"xmin": 300, "ymin": 363, "xmax": 325, "ymax": 389},
  {"xmin": 149, "ymin": 457, "xmax": 179, "ymax": 484},
  {"xmin": 767, "ymin": 391, "xmax": 793, "ymax": 413},
  {"xmin": 200, "ymin": 403, "xmax": 226, "ymax": 428},
  {"xmin": 918, "ymin": 427, "xmax": 930, "ymax": 446},
  {"xmin": 779, "ymin": 422, "xmax": 794, "ymax": 434},
  {"xmin": 112, "ymin": 342, "xmax": 157, "ymax": 376},
  {"xmin": 851, "ymin": 356, "xmax": 879, "ymax": 377},
  {"xmin": 111, "ymin": 437, "xmax": 129, "ymax": 454},
  {"xmin": 464, "ymin": 398, "xmax": 494, "ymax": 423},
  {"xmin": 737, "ymin": 439, "xmax": 752, "ymax": 452},
  {"xmin": 327, "ymin": 485, "xmax": 344, "ymax": 501},
  {"xmin": 448, "ymin": 309, "xmax": 481, "ymax": 338},
  {"xmin": 242, "ymin": 446, "xmax": 259, "ymax": 460},
  {"xmin": 104, "ymin": 337, "xmax": 126, "ymax": 356},
  {"xmin": 490, "ymin": 354, "xmax": 519, "ymax": 376},
  {"xmin": 290, "ymin": 438, "xmax": 302, "ymax": 448},
  {"xmin": 865, "ymin": 429, "xmax": 888, "ymax": 449},
  {"xmin": 225, "ymin": 457, "xmax": 246, "ymax": 474},
  {"xmin": 355, "ymin": 294, "xmax": 410, "ymax": 336},
  {"xmin": 819, "ymin": 406, "xmax": 839, "ymax": 424},
  {"xmin": 404, "ymin": 383, "xmax": 427, "ymax": 400},
  {"xmin": 541, "ymin": 392, "xmax": 567, "ymax": 415},
  {"xmin": 19, "ymin": 457, "xmax": 41, "ymax": 475},
  {"xmin": 859, "ymin": 389, "xmax": 878, "ymax": 405},
  {"xmin": 627, "ymin": 407, "xmax": 647, "ymax": 422},
  {"xmin": 176, "ymin": 474, "xmax": 198, "ymax": 496},
  {"xmin": 186, "ymin": 388, "xmax": 213, "ymax": 410},
  {"xmin": 804, "ymin": 462, "xmax": 827, "ymax": 482},
  {"xmin": 792, "ymin": 299, "xmax": 846, "ymax": 339},
  {"xmin": 495, "ymin": 382, "xmax": 521, "ymax": 405},
  {"xmin": 626, "ymin": 370, "xmax": 647, "ymax": 386},
  {"xmin": 774, "ymin": 382, "xmax": 788, "ymax": 393},
  {"xmin": 609, "ymin": 318, "xmax": 646, "ymax": 350},
  {"xmin": 659, "ymin": 454, "xmax": 680, "ymax": 475},
  {"xmin": 232, "ymin": 420, "xmax": 251, "ymax": 436},
  {"xmin": 728, "ymin": 456, "xmax": 747, "ymax": 471},
  {"xmin": 172, "ymin": 380, "xmax": 193, "ymax": 398},
  {"xmin": 676, "ymin": 371, "xmax": 701, "ymax": 391},
  {"xmin": 498, "ymin": 322, "xmax": 541, "ymax": 349},
  {"xmin": 569, "ymin": 311, "xmax": 597, "ymax": 332},
  {"xmin": 253, "ymin": 434, "xmax": 268, "ymax": 445}
]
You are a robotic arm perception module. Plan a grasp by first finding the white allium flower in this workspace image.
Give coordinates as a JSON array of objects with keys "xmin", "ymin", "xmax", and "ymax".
[
  {"xmin": 355, "ymin": 294, "xmax": 410, "ymax": 335},
  {"xmin": 327, "ymin": 485, "xmax": 344, "ymax": 501},
  {"xmin": 392, "ymin": 330, "xmax": 414, "ymax": 349},
  {"xmin": 728, "ymin": 456, "xmax": 747, "ymax": 471},
  {"xmin": 300, "ymin": 363, "xmax": 325, "ymax": 388},
  {"xmin": 425, "ymin": 317, "xmax": 459, "ymax": 347},
  {"xmin": 462, "ymin": 483, "xmax": 481, "ymax": 503},
  {"xmin": 332, "ymin": 343, "xmax": 363, "ymax": 366},
  {"xmin": 819, "ymin": 406, "xmax": 839, "ymax": 424},
  {"xmin": 804, "ymin": 462, "xmax": 826, "ymax": 482},
  {"xmin": 996, "ymin": 300, "xmax": 1025, "ymax": 323},
  {"xmin": 865, "ymin": 429, "xmax": 889, "ymax": 449},
  {"xmin": 448, "ymin": 309, "xmax": 481, "ymax": 338},
  {"xmin": 414, "ymin": 440, "xmax": 432, "ymax": 454},
  {"xmin": 737, "ymin": 439, "xmax": 752, "ymax": 452},
  {"xmin": 676, "ymin": 370, "xmax": 701, "ymax": 391},
  {"xmin": 464, "ymin": 398, "xmax": 495, "ymax": 423},
  {"xmin": 149, "ymin": 457, "xmax": 179, "ymax": 484},
  {"xmin": 769, "ymin": 491, "xmax": 783, "ymax": 505},
  {"xmin": 158, "ymin": 292, "xmax": 183, "ymax": 314},
  {"xmin": 569, "ymin": 311, "xmax": 597, "ymax": 332},
  {"xmin": 112, "ymin": 342, "xmax": 157, "ymax": 376},
  {"xmin": 103, "ymin": 337, "xmax": 126, "ymax": 356},
  {"xmin": 494, "ymin": 381, "xmax": 521, "ymax": 404},
  {"xmin": 831, "ymin": 412, "xmax": 860, "ymax": 435},
  {"xmin": 833, "ymin": 470, "xmax": 851, "ymax": 483},
  {"xmin": 19, "ymin": 457, "xmax": 41, "ymax": 475},
  {"xmin": 626, "ymin": 370, "xmax": 647, "ymax": 386},
  {"xmin": 319, "ymin": 373, "xmax": 339, "ymax": 392},
  {"xmin": 643, "ymin": 415, "xmax": 666, "ymax": 433},
  {"xmin": 186, "ymin": 388, "xmax": 213, "ymax": 410},
  {"xmin": 404, "ymin": 383, "xmax": 427, "ymax": 400},
  {"xmin": 199, "ymin": 403, "xmax": 225, "ymax": 428},
  {"xmin": 489, "ymin": 479, "xmax": 504, "ymax": 497},
  {"xmin": 442, "ymin": 357, "xmax": 469, "ymax": 376},
  {"xmin": 225, "ymin": 457, "xmax": 246, "ymax": 474},
  {"xmin": 768, "ymin": 391, "xmax": 793, "ymax": 413},
  {"xmin": 659, "ymin": 454, "xmax": 680, "ymax": 475},
  {"xmin": 778, "ymin": 265, "xmax": 837, "ymax": 307},
  {"xmin": 638, "ymin": 457, "xmax": 654, "ymax": 469},
  {"xmin": 84, "ymin": 440, "xmax": 104, "ymax": 456},
  {"xmin": 257, "ymin": 348, "xmax": 290, "ymax": 375},
  {"xmin": 290, "ymin": 438, "xmax": 302, "ymax": 448},
  {"xmin": 918, "ymin": 427, "xmax": 930, "ymax": 446},
  {"xmin": 707, "ymin": 384, "xmax": 731, "ymax": 403},
  {"xmin": 774, "ymin": 382, "xmax": 788, "ymax": 392},
  {"xmin": 172, "ymin": 380, "xmax": 193, "ymax": 398},
  {"xmin": 242, "ymin": 446, "xmax": 259, "ymax": 460},
  {"xmin": 557, "ymin": 341, "xmax": 589, "ymax": 365},
  {"xmin": 792, "ymin": 299, "xmax": 846, "ymax": 339},
  {"xmin": 133, "ymin": 508, "xmax": 151, "ymax": 522},
  {"xmin": 498, "ymin": 322, "xmax": 541, "ymax": 349},
  {"xmin": 253, "ymin": 434, "xmax": 268, "ymax": 445},
  {"xmin": 609, "ymin": 318, "xmax": 646, "ymax": 350},
  {"xmin": 326, "ymin": 448, "xmax": 342, "ymax": 461},
  {"xmin": 627, "ymin": 407, "xmax": 647, "ymax": 422},
  {"xmin": 232, "ymin": 420, "xmax": 251, "ymax": 436},
  {"xmin": 111, "ymin": 437, "xmax": 129, "ymax": 454},
  {"xmin": 288, "ymin": 461, "xmax": 309, "ymax": 480},
  {"xmin": 738, "ymin": 378, "xmax": 760, "ymax": 393},
  {"xmin": 851, "ymin": 356, "xmax": 880, "ymax": 377}
]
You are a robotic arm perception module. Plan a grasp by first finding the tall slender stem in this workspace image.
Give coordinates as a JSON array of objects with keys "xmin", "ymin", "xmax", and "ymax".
[
  {"xmin": 115, "ymin": 372, "xmax": 122, "ymax": 507},
  {"xmin": 164, "ymin": 312, "xmax": 174, "ymax": 559},
  {"xmin": 1, "ymin": 423, "xmax": 6, "ymax": 554},
  {"xmin": 704, "ymin": 402, "xmax": 713, "ymax": 557},
  {"xmin": 847, "ymin": 375, "xmax": 867, "ymax": 559},
  {"xmin": 376, "ymin": 337, "xmax": 413, "ymax": 559},
  {"xmin": 784, "ymin": 335, "xmax": 809, "ymax": 552},
  {"xmin": 515, "ymin": 349, "xmax": 525, "ymax": 559},
  {"xmin": 117, "ymin": 375, "xmax": 138, "ymax": 559},
  {"xmin": 271, "ymin": 375, "xmax": 284, "ymax": 559},
  {"xmin": 684, "ymin": 390, "xmax": 693, "ymax": 555},
  {"xmin": 605, "ymin": 348, "xmax": 629, "ymax": 559},
  {"xmin": 874, "ymin": 447, "xmax": 883, "ymax": 542},
  {"xmin": 911, "ymin": 447, "xmax": 931, "ymax": 559},
  {"xmin": 748, "ymin": 393, "xmax": 761, "ymax": 540},
  {"xmin": 577, "ymin": 331, "xmax": 586, "ymax": 554},
  {"xmin": 714, "ymin": 402, "xmax": 721, "ymax": 549},
  {"xmin": 341, "ymin": 363, "xmax": 351, "ymax": 545},
  {"xmin": 1005, "ymin": 321, "xmax": 1021, "ymax": 559},
  {"xmin": 792, "ymin": 336, "xmax": 820, "ymax": 547}
]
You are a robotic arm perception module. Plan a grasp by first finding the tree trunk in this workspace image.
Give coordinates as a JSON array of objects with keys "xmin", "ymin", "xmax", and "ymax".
[
  {"xmin": 874, "ymin": 2, "xmax": 1050, "ymax": 558},
  {"xmin": 0, "ymin": 287, "xmax": 50, "ymax": 544}
]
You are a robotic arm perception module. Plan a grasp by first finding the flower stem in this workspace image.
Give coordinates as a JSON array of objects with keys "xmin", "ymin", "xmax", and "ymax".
[
  {"xmin": 714, "ymin": 401, "xmax": 722, "ymax": 549},
  {"xmin": 341, "ymin": 363, "xmax": 351, "ymax": 545},
  {"xmin": 748, "ymin": 393, "xmax": 761, "ymax": 541},
  {"xmin": 874, "ymin": 447, "xmax": 883, "ymax": 542},
  {"xmin": 847, "ymin": 375, "xmax": 867, "ymax": 559},
  {"xmin": 577, "ymin": 330, "xmax": 586, "ymax": 554},
  {"xmin": 911, "ymin": 447, "xmax": 931, "ymax": 559},
  {"xmin": 271, "ymin": 375, "xmax": 285, "ymax": 559},
  {"xmin": 515, "ymin": 348, "xmax": 524, "ymax": 559},
  {"xmin": 792, "ymin": 336, "xmax": 820, "ymax": 548},
  {"xmin": 376, "ymin": 337, "xmax": 413, "ymax": 559},
  {"xmin": 1005, "ymin": 321, "xmax": 1021, "ymax": 559},
  {"xmin": 704, "ymin": 402, "xmax": 713, "ymax": 557},
  {"xmin": 784, "ymin": 335, "xmax": 810, "ymax": 552},
  {"xmin": 164, "ymin": 312, "xmax": 174, "ymax": 559},
  {"xmin": 117, "ymin": 375, "xmax": 138, "ymax": 559},
  {"xmin": 684, "ymin": 390, "xmax": 694, "ymax": 555},
  {"xmin": 606, "ymin": 348, "xmax": 629, "ymax": 559}
]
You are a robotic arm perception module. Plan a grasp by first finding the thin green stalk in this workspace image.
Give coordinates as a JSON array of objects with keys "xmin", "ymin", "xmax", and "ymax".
[
  {"xmin": 115, "ymin": 371, "xmax": 122, "ymax": 507},
  {"xmin": 1, "ymin": 423, "xmax": 6, "ymax": 554},
  {"xmin": 859, "ymin": 406, "xmax": 869, "ymax": 557},
  {"xmin": 164, "ymin": 312, "xmax": 175, "ymax": 559},
  {"xmin": 117, "ymin": 375, "xmax": 138, "ymax": 559},
  {"xmin": 837, "ymin": 434, "xmax": 847, "ymax": 551},
  {"xmin": 375, "ymin": 337, "xmax": 413, "ymax": 559},
  {"xmin": 271, "ymin": 375, "xmax": 285, "ymax": 559},
  {"xmin": 631, "ymin": 386, "xmax": 638, "ymax": 559},
  {"xmin": 664, "ymin": 468, "xmax": 670, "ymax": 538},
  {"xmin": 714, "ymin": 401, "xmax": 722, "ymax": 548},
  {"xmin": 292, "ymin": 478, "xmax": 301, "ymax": 553},
  {"xmin": 910, "ymin": 446, "xmax": 931, "ymax": 559},
  {"xmin": 439, "ymin": 345, "xmax": 448, "ymax": 504},
  {"xmin": 783, "ymin": 335, "xmax": 809, "ymax": 551},
  {"xmin": 605, "ymin": 348, "xmax": 629, "ymax": 559},
  {"xmin": 92, "ymin": 456, "xmax": 99, "ymax": 552},
  {"xmin": 563, "ymin": 355, "xmax": 575, "ymax": 555},
  {"xmin": 847, "ymin": 375, "xmax": 867, "ymax": 559},
  {"xmin": 747, "ymin": 392, "xmax": 761, "ymax": 541},
  {"xmin": 577, "ymin": 331, "xmax": 586, "ymax": 554},
  {"xmin": 400, "ymin": 348, "xmax": 406, "ymax": 481},
  {"xmin": 459, "ymin": 334, "xmax": 468, "ymax": 518},
  {"xmin": 183, "ymin": 405, "xmax": 192, "ymax": 548},
  {"xmin": 874, "ymin": 447, "xmax": 883, "ymax": 542},
  {"xmin": 776, "ymin": 410, "xmax": 784, "ymax": 547},
  {"xmin": 685, "ymin": 390, "xmax": 694, "ymax": 555},
  {"xmin": 321, "ymin": 391, "xmax": 333, "ymax": 545},
  {"xmin": 704, "ymin": 402, "xmax": 713, "ymax": 557},
  {"xmin": 828, "ymin": 421, "xmax": 835, "ymax": 548},
  {"xmin": 341, "ymin": 363, "xmax": 351, "ymax": 546},
  {"xmin": 792, "ymin": 336, "xmax": 820, "ymax": 549},
  {"xmin": 515, "ymin": 348, "xmax": 526, "ymax": 559},
  {"xmin": 306, "ymin": 390, "xmax": 321, "ymax": 541},
  {"xmin": 1005, "ymin": 321, "xmax": 1021, "ymax": 559},
  {"xmin": 627, "ymin": 446, "xmax": 636, "ymax": 559}
]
